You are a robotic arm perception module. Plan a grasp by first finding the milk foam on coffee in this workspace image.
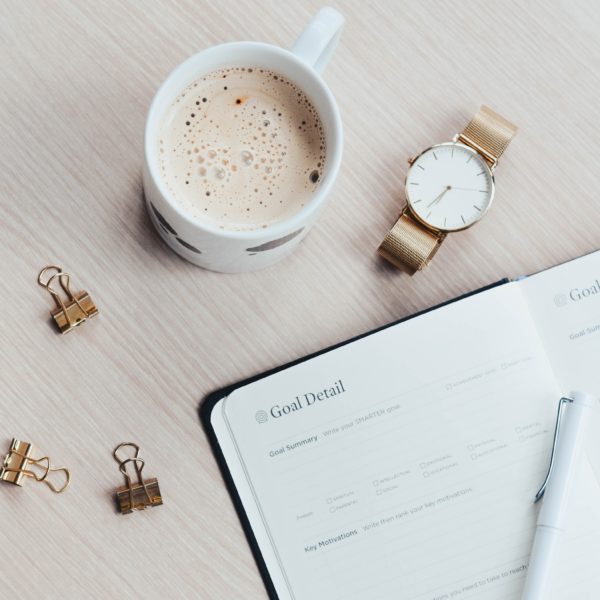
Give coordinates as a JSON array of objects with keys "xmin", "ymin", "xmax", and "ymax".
[{"xmin": 158, "ymin": 67, "xmax": 326, "ymax": 231}]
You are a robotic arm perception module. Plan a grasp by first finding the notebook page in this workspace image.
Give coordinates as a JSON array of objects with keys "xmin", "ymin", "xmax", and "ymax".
[
  {"xmin": 212, "ymin": 398, "xmax": 291, "ymax": 596},
  {"xmin": 519, "ymin": 250, "xmax": 600, "ymax": 425},
  {"xmin": 218, "ymin": 283, "xmax": 564, "ymax": 600},
  {"xmin": 520, "ymin": 249, "xmax": 600, "ymax": 599}
]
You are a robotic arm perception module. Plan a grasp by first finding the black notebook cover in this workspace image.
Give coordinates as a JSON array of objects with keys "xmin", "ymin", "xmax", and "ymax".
[{"xmin": 199, "ymin": 279, "xmax": 508, "ymax": 599}]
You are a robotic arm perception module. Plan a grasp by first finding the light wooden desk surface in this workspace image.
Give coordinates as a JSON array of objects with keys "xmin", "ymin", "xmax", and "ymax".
[{"xmin": 1, "ymin": 1, "xmax": 598, "ymax": 597}]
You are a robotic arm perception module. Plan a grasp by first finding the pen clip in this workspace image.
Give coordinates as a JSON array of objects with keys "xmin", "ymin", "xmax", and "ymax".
[{"xmin": 534, "ymin": 396, "xmax": 574, "ymax": 503}]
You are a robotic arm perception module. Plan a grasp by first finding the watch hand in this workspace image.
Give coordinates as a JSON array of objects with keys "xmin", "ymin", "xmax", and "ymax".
[
  {"xmin": 427, "ymin": 185, "xmax": 452, "ymax": 208},
  {"xmin": 451, "ymin": 186, "xmax": 483, "ymax": 192}
]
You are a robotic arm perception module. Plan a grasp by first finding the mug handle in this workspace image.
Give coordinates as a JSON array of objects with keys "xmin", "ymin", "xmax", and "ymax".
[{"xmin": 291, "ymin": 7, "xmax": 344, "ymax": 74}]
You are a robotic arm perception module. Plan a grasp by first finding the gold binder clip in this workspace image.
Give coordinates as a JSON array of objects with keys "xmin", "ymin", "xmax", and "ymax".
[
  {"xmin": 113, "ymin": 443, "xmax": 162, "ymax": 514},
  {"xmin": 38, "ymin": 265, "xmax": 98, "ymax": 334},
  {"xmin": 0, "ymin": 438, "xmax": 71, "ymax": 493}
]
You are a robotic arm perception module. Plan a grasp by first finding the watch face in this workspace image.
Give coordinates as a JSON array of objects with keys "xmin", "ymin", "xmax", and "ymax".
[{"xmin": 405, "ymin": 143, "xmax": 495, "ymax": 232}]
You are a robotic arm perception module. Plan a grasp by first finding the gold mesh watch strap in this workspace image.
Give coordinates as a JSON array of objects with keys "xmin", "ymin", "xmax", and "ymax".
[
  {"xmin": 457, "ymin": 105, "xmax": 517, "ymax": 165},
  {"xmin": 378, "ymin": 211, "xmax": 445, "ymax": 273}
]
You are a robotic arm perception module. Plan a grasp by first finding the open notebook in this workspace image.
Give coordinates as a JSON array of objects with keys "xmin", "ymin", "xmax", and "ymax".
[{"xmin": 203, "ymin": 250, "xmax": 600, "ymax": 600}]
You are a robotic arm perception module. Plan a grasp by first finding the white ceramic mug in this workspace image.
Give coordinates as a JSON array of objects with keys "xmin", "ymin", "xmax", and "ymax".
[{"xmin": 143, "ymin": 7, "xmax": 344, "ymax": 273}]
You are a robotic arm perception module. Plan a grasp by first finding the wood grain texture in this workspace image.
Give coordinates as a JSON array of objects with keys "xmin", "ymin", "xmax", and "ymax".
[{"xmin": 0, "ymin": 1, "xmax": 598, "ymax": 597}]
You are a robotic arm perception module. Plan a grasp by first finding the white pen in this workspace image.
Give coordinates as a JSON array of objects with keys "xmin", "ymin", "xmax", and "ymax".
[{"xmin": 521, "ymin": 390, "xmax": 596, "ymax": 600}]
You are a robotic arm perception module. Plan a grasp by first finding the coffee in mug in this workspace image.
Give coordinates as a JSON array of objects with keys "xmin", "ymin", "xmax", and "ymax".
[
  {"xmin": 143, "ymin": 7, "xmax": 344, "ymax": 272},
  {"xmin": 158, "ymin": 67, "xmax": 326, "ymax": 231}
]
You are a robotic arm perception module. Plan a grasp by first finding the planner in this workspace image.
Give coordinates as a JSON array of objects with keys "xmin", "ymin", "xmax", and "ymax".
[{"xmin": 202, "ymin": 250, "xmax": 600, "ymax": 600}]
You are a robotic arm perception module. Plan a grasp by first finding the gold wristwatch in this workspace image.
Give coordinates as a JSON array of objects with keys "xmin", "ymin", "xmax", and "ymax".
[{"xmin": 378, "ymin": 106, "xmax": 517, "ymax": 273}]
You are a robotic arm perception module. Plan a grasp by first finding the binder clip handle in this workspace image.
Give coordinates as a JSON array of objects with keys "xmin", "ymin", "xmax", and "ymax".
[
  {"xmin": 37, "ymin": 265, "xmax": 64, "ymax": 288},
  {"xmin": 27, "ymin": 455, "xmax": 71, "ymax": 494},
  {"xmin": 113, "ymin": 442, "xmax": 141, "ymax": 465},
  {"xmin": 38, "ymin": 266, "xmax": 77, "ymax": 312},
  {"xmin": 118, "ymin": 457, "xmax": 147, "ymax": 488}
]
